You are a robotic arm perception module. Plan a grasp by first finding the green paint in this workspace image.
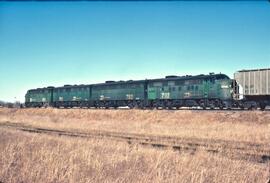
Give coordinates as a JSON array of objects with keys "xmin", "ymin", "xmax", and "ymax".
[
  {"xmin": 25, "ymin": 89, "xmax": 52, "ymax": 103},
  {"xmin": 53, "ymin": 87, "xmax": 90, "ymax": 102}
]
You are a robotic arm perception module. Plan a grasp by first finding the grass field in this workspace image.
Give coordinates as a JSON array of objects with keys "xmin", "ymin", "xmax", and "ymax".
[{"xmin": 0, "ymin": 108, "xmax": 269, "ymax": 183}]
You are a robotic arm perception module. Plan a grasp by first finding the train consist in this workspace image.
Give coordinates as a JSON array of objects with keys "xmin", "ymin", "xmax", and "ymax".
[{"xmin": 25, "ymin": 68, "xmax": 270, "ymax": 110}]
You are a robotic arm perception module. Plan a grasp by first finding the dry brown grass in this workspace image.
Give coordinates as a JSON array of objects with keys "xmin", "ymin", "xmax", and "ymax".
[
  {"xmin": 0, "ymin": 108, "xmax": 269, "ymax": 143},
  {"xmin": 0, "ymin": 129, "xmax": 269, "ymax": 183},
  {"xmin": 0, "ymin": 108, "xmax": 269, "ymax": 183}
]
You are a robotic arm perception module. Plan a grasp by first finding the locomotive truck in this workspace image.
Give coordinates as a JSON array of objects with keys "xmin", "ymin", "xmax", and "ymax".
[{"xmin": 25, "ymin": 68, "xmax": 270, "ymax": 110}]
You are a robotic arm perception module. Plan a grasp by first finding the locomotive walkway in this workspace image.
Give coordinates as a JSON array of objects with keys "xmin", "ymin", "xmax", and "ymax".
[{"xmin": 0, "ymin": 121, "xmax": 269, "ymax": 164}]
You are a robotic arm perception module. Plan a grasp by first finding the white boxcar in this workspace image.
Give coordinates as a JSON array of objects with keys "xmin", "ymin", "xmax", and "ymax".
[{"xmin": 234, "ymin": 68, "xmax": 270, "ymax": 96}]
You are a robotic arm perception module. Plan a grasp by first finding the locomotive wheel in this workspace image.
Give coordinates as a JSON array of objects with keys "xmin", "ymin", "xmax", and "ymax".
[
  {"xmin": 138, "ymin": 102, "xmax": 144, "ymax": 109},
  {"xmin": 259, "ymin": 103, "xmax": 266, "ymax": 111}
]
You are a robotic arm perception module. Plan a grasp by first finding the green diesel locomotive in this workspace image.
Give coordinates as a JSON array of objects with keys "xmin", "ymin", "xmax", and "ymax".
[{"xmin": 25, "ymin": 73, "xmax": 235, "ymax": 109}]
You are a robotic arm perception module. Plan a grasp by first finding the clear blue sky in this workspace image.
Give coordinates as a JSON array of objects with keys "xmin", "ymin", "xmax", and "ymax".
[{"xmin": 0, "ymin": 2, "xmax": 270, "ymax": 102}]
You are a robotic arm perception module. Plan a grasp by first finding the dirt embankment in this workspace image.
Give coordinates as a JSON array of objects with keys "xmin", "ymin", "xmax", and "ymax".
[
  {"xmin": 1, "ymin": 108, "xmax": 270, "ymax": 124},
  {"xmin": 0, "ymin": 108, "xmax": 269, "ymax": 144}
]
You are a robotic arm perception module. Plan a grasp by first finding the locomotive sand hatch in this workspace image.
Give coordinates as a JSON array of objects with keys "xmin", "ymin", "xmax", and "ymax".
[{"xmin": 25, "ymin": 68, "xmax": 270, "ymax": 110}]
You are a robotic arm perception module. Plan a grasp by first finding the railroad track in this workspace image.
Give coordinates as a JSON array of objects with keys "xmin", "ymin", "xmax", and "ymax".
[{"xmin": 0, "ymin": 121, "xmax": 269, "ymax": 163}]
